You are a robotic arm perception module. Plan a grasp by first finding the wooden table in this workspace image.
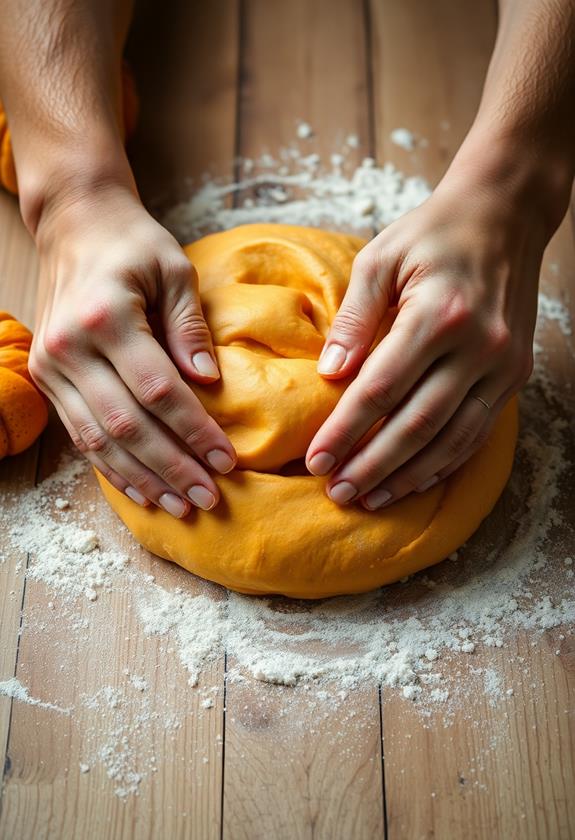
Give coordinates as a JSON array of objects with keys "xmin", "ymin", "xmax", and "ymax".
[{"xmin": 1, "ymin": 2, "xmax": 574, "ymax": 838}]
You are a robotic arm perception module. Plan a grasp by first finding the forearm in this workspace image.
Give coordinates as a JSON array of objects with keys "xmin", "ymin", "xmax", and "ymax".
[
  {"xmin": 0, "ymin": 0, "xmax": 135, "ymax": 234},
  {"xmin": 444, "ymin": 0, "xmax": 575, "ymax": 235}
]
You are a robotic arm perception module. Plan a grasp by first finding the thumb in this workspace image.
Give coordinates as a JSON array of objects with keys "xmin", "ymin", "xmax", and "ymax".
[
  {"xmin": 317, "ymin": 246, "xmax": 394, "ymax": 379},
  {"xmin": 162, "ymin": 258, "xmax": 220, "ymax": 382}
]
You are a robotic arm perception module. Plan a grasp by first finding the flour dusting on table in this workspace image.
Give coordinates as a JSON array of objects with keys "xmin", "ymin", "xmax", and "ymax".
[{"xmin": 1, "ymin": 135, "xmax": 573, "ymax": 799}]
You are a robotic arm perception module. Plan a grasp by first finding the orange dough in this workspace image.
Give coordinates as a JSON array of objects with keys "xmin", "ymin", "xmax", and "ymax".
[
  {"xmin": 96, "ymin": 224, "xmax": 518, "ymax": 599},
  {"xmin": 0, "ymin": 312, "xmax": 48, "ymax": 459}
]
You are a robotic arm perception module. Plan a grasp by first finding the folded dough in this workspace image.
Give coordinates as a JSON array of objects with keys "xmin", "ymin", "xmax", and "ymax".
[{"xmin": 96, "ymin": 224, "xmax": 518, "ymax": 598}]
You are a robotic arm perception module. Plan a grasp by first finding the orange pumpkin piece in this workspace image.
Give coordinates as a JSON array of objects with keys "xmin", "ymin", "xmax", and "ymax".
[
  {"xmin": 0, "ymin": 60, "xmax": 139, "ymax": 194},
  {"xmin": 0, "ymin": 312, "xmax": 48, "ymax": 458}
]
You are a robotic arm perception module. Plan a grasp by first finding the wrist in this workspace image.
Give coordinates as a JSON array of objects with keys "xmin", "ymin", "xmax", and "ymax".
[
  {"xmin": 440, "ymin": 123, "xmax": 574, "ymax": 239},
  {"xmin": 16, "ymin": 130, "xmax": 137, "ymax": 239}
]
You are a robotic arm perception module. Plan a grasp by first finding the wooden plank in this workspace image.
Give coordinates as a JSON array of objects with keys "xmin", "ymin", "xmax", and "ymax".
[
  {"xmin": 1, "ymin": 419, "xmax": 226, "ymax": 839},
  {"xmin": 126, "ymin": 0, "xmax": 241, "ymax": 211},
  {"xmin": 0, "ymin": 1, "xmax": 239, "ymax": 836},
  {"xmin": 382, "ymin": 628, "xmax": 575, "ymax": 840},
  {"xmin": 0, "ymin": 184, "xmax": 41, "ymax": 820},
  {"xmin": 370, "ymin": 0, "xmax": 497, "ymax": 186},
  {"xmin": 370, "ymin": 2, "xmax": 575, "ymax": 838},
  {"xmin": 221, "ymin": 2, "xmax": 385, "ymax": 838},
  {"xmin": 223, "ymin": 677, "xmax": 384, "ymax": 840},
  {"xmin": 0, "ymin": 192, "xmax": 38, "ymax": 329}
]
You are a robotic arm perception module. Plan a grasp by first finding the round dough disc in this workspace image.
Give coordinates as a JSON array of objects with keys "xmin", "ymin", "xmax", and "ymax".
[{"xmin": 95, "ymin": 224, "xmax": 518, "ymax": 599}]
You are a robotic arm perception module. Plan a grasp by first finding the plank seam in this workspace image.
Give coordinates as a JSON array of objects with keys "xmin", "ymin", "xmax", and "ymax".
[
  {"xmin": 363, "ymin": 0, "xmax": 377, "ymax": 162},
  {"xmin": 379, "ymin": 684, "xmax": 389, "ymax": 840},
  {"xmin": 221, "ymin": 2, "xmax": 243, "ymax": 834},
  {"xmin": 0, "ymin": 440, "xmax": 42, "ymax": 816}
]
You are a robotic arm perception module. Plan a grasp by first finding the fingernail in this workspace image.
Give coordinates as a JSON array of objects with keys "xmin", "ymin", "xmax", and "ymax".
[
  {"xmin": 159, "ymin": 492, "xmax": 187, "ymax": 518},
  {"xmin": 125, "ymin": 485, "xmax": 148, "ymax": 506},
  {"xmin": 416, "ymin": 475, "xmax": 439, "ymax": 493},
  {"xmin": 308, "ymin": 451, "xmax": 336, "ymax": 475},
  {"xmin": 187, "ymin": 485, "xmax": 217, "ymax": 511},
  {"xmin": 364, "ymin": 487, "xmax": 392, "ymax": 510},
  {"xmin": 317, "ymin": 343, "xmax": 347, "ymax": 375},
  {"xmin": 328, "ymin": 480, "xmax": 357, "ymax": 504},
  {"xmin": 192, "ymin": 351, "xmax": 220, "ymax": 379},
  {"xmin": 206, "ymin": 449, "xmax": 235, "ymax": 474}
]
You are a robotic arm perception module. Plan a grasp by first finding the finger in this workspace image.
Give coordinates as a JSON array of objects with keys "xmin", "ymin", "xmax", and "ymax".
[
  {"xmin": 361, "ymin": 382, "xmax": 504, "ymax": 509},
  {"xmin": 316, "ymin": 243, "xmax": 397, "ymax": 379},
  {"xmin": 161, "ymin": 255, "xmax": 221, "ymax": 382},
  {"xmin": 65, "ymin": 362, "xmax": 221, "ymax": 511},
  {"xmin": 307, "ymin": 305, "xmax": 445, "ymax": 476},
  {"xmin": 326, "ymin": 359, "xmax": 476, "ymax": 504},
  {"xmin": 435, "ymin": 387, "xmax": 514, "ymax": 481},
  {"xmin": 46, "ymin": 384, "xmax": 151, "ymax": 507},
  {"xmin": 56, "ymin": 380, "xmax": 196, "ymax": 516},
  {"xmin": 101, "ymin": 323, "xmax": 236, "ymax": 475}
]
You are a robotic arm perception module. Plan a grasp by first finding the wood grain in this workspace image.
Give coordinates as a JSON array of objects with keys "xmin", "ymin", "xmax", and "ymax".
[
  {"xmin": 370, "ymin": 0, "xmax": 497, "ymax": 186},
  {"xmin": 0, "ymin": 183, "xmax": 40, "ymax": 825},
  {"xmin": 0, "ymin": 1, "xmax": 239, "ymax": 837},
  {"xmin": 370, "ymin": 3, "xmax": 575, "ymax": 838},
  {"xmin": 221, "ymin": 2, "xmax": 384, "ymax": 838},
  {"xmin": 1, "ymin": 1, "xmax": 574, "ymax": 838}
]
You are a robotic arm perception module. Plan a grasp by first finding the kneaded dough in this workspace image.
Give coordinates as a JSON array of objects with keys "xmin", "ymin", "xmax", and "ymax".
[{"xmin": 96, "ymin": 224, "xmax": 518, "ymax": 599}]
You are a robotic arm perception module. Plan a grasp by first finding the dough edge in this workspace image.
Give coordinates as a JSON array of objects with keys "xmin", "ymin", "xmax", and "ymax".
[{"xmin": 95, "ymin": 398, "xmax": 518, "ymax": 599}]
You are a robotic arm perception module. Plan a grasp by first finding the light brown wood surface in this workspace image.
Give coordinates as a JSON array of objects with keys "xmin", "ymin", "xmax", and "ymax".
[{"xmin": 1, "ymin": 1, "xmax": 574, "ymax": 839}]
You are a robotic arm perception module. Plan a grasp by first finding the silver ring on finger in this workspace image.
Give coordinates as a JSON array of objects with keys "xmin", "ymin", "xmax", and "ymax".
[{"xmin": 472, "ymin": 395, "xmax": 491, "ymax": 411}]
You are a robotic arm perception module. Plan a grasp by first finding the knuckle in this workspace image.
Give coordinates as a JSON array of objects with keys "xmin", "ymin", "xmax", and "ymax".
[
  {"xmin": 138, "ymin": 375, "xmax": 178, "ymax": 410},
  {"xmin": 43, "ymin": 325, "xmax": 76, "ymax": 359},
  {"xmin": 183, "ymin": 422, "xmax": 212, "ymax": 450},
  {"xmin": 69, "ymin": 428, "xmax": 87, "ymax": 451},
  {"xmin": 485, "ymin": 321, "xmax": 512, "ymax": 357},
  {"xmin": 158, "ymin": 459, "xmax": 186, "ymax": 485},
  {"xmin": 331, "ymin": 304, "xmax": 367, "ymax": 338},
  {"xmin": 445, "ymin": 422, "xmax": 477, "ymax": 458},
  {"xmin": 474, "ymin": 428, "xmax": 491, "ymax": 449},
  {"xmin": 78, "ymin": 300, "xmax": 116, "ymax": 333},
  {"xmin": 331, "ymin": 423, "xmax": 360, "ymax": 452},
  {"xmin": 173, "ymin": 310, "xmax": 211, "ymax": 343},
  {"xmin": 102, "ymin": 409, "xmax": 141, "ymax": 442},
  {"xmin": 404, "ymin": 409, "xmax": 439, "ymax": 445},
  {"xmin": 361, "ymin": 378, "xmax": 396, "ymax": 416},
  {"xmin": 96, "ymin": 462, "xmax": 118, "ymax": 484},
  {"xmin": 436, "ymin": 294, "xmax": 473, "ymax": 336},
  {"xmin": 78, "ymin": 422, "xmax": 110, "ymax": 454},
  {"xmin": 128, "ymin": 470, "xmax": 156, "ymax": 495}
]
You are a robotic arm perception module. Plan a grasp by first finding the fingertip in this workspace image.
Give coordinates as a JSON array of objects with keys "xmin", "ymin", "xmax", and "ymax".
[
  {"xmin": 192, "ymin": 351, "xmax": 220, "ymax": 381},
  {"xmin": 206, "ymin": 448, "xmax": 236, "ymax": 474},
  {"xmin": 317, "ymin": 343, "xmax": 348, "ymax": 376}
]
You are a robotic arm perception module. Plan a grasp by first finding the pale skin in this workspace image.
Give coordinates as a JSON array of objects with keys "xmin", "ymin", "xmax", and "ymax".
[{"xmin": 0, "ymin": 0, "xmax": 574, "ymax": 517}]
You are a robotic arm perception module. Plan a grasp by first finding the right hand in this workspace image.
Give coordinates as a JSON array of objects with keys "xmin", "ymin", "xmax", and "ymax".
[{"xmin": 29, "ymin": 184, "xmax": 237, "ymax": 517}]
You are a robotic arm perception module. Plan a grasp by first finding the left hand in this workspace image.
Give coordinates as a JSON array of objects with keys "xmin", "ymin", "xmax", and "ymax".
[{"xmin": 305, "ymin": 174, "xmax": 546, "ymax": 510}]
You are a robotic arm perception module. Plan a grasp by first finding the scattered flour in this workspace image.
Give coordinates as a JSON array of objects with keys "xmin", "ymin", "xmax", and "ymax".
[
  {"xmin": 390, "ymin": 127, "xmax": 417, "ymax": 151},
  {"xmin": 162, "ymin": 146, "xmax": 431, "ymax": 241},
  {"xmin": 0, "ymin": 677, "xmax": 70, "ymax": 714},
  {"xmin": 296, "ymin": 121, "xmax": 313, "ymax": 139},
  {"xmin": 1, "ymin": 130, "xmax": 573, "ymax": 799}
]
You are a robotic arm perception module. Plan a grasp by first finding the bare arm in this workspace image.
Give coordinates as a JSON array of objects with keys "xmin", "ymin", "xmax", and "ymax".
[
  {"xmin": 0, "ymin": 1, "xmax": 236, "ymax": 516},
  {"xmin": 307, "ymin": 0, "xmax": 575, "ymax": 509}
]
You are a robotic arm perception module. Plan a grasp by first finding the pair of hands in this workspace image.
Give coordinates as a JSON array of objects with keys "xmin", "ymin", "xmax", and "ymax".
[{"xmin": 29, "ymin": 177, "xmax": 542, "ymax": 518}]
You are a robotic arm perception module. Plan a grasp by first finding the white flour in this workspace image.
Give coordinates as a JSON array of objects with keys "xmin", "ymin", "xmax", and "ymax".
[
  {"xmin": 162, "ymin": 145, "xmax": 431, "ymax": 241},
  {"xmin": 0, "ymin": 677, "xmax": 70, "ymax": 714},
  {"xmin": 0, "ymin": 135, "xmax": 573, "ymax": 798}
]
